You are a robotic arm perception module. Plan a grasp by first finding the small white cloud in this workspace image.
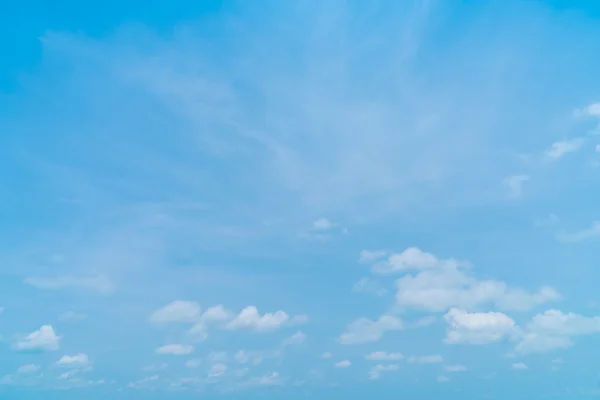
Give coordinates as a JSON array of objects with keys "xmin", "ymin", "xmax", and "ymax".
[
  {"xmin": 149, "ymin": 300, "xmax": 201, "ymax": 324},
  {"xmin": 155, "ymin": 344, "xmax": 194, "ymax": 356},
  {"xmin": 24, "ymin": 275, "xmax": 114, "ymax": 294},
  {"xmin": 407, "ymin": 355, "xmax": 444, "ymax": 364},
  {"xmin": 200, "ymin": 305, "xmax": 232, "ymax": 323},
  {"xmin": 358, "ymin": 250, "xmax": 388, "ymax": 263},
  {"xmin": 13, "ymin": 325, "xmax": 60, "ymax": 352},
  {"xmin": 225, "ymin": 306, "xmax": 300, "ymax": 332},
  {"xmin": 339, "ymin": 315, "xmax": 402, "ymax": 344},
  {"xmin": 17, "ymin": 364, "xmax": 40, "ymax": 374},
  {"xmin": 335, "ymin": 360, "xmax": 351, "ymax": 368},
  {"xmin": 557, "ymin": 222, "xmax": 600, "ymax": 243},
  {"xmin": 444, "ymin": 308, "xmax": 517, "ymax": 345},
  {"xmin": 57, "ymin": 353, "xmax": 90, "ymax": 368},
  {"xmin": 321, "ymin": 352, "xmax": 332, "ymax": 359},
  {"xmin": 502, "ymin": 174, "xmax": 530, "ymax": 198},
  {"xmin": 512, "ymin": 362, "xmax": 528, "ymax": 370},
  {"xmin": 283, "ymin": 331, "xmax": 307, "ymax": 346},
  {"xmin": 445, "ymin": 364, "xmax": 467, "ymax": 372},
  {"xmin": 313, "ymin": 218, "xmax": 334, "ymax": 230},
  {"xmin": 365, "ymin": 351, "xmax": 404, "ymax": 361},
  {"xmin": 515, "ymin": 309, "xmax": 600, "ymax": 354},
  {"xmin": 545, "ymin": 138, "xmax": 584, "ymax": 159},
  {"xmin": 368, "ymin": 364, "xmax": 399, "ymax": 380},
  {"xmin": 208, "ymin": 363, "xmax": 227, "ymax": 377},
  {"xmin": 437, "ymin": 375, "xmax": 450, "ymax": 383},
  {"xmin": 575, "ymin": 102, "xmax": 600, "ymax": 118}
]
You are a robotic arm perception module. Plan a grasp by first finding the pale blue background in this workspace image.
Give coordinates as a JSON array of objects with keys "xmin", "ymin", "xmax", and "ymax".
[{"xmin": 2, "ymin": 0, "xmax": 600, "ymax": 399}]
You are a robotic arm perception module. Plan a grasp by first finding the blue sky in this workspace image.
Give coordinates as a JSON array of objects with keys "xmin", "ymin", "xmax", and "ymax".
[{"xmin": 2, "ymin": 0, "xmax": 600, "ymax": 399}]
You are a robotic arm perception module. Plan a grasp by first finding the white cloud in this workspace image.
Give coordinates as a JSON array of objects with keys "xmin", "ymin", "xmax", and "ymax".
[
  {"xmin": 321, "ymin": 352, "xmax": 332, "ymax": 359},
  {"xmin": 365, "ymin": 351, "xmax": 404, "ymax": 361},
  {"xmin": 575, "ymin": 102, "xmax": 600, "ymax": 118},
  {"xmin": 17, "ymin": 364, "xmax": 40, "ymax": 374},
  {"xmin": 335, "ymin": 360, "xmax": 351, "ymax": 368},
  {"xmin": 339, "ymin": 315, "xmax": 403, "ymax": 344},
  {"xmin": 502, "ymin": 174, "xmax": 530, "ymax": 198},
  {"xmin": 57, "ymin": 353, "xmax": 90, "ymax": 368},
  {"xmin": 445, "ymin": 364, "xmax": 467, "ymax": 372},
  {"xmin": 200, "ymin": 305, "xmax": 232, "ymax": 323},
  {"xmin": 359, "ymin": 250, "xmax": 388, "ymax": 264},
  {"xmin": 313, "ymin": 218, "xmax": 334, "ymax": 230},
  {"xmin": 444, "ymin": 308, "xmax": 518, "ymax": 345},
  {"xmin": 545, "ymin": 138, "xmax": 584, "ymax": 159},
  {"xmin": 368, "ymin": 364, "xmax": 399, "ymax": 380},
  {"xmin": 282, "ymin": 331, "xmax": 307, "ymax": 346},
  {"xmin": 362, "ymin": 247, "xmax": 560, "ymax": 313},
  {"xmin": 149, "ymin": 300, "xmax": 201, "ymax": 324},
  {"xmin": 155, "ymin": 344, "xmax": 194, "ymax": 356},
  {"xmin": 512, "ymin": 362, "xmax": 528, "ymax": 370},
  {"xmin": 437, "ymin": 375, "xmax": 450, "ymax": 383},
  {"xmin": 13, "ymin": 325, "xmax": 60, "ymax": 351},
  {"xmin": 24, "ymin": 275, "xmax": 114, "ymax": 294},
  {"xmin": 208, "ymin": 363, "xmax": 227, "ymax": 377},
  {"xmin": 557, "ymin": 222, "xmax": 600, "ymax": 242},
  {"xmin": 371, "ymin": 247, "xmax": 458, "ymax": 274},
  {"xmin": 225, "ymin": 306, "xmax": 300, "ymax": 332},
  {"xmin": 515, "ymin": 309, "xmax": 600, "ymax": 354},
  {"xmin": 407, "ymin": 355, "xmax": 444, "ymax": 364}
]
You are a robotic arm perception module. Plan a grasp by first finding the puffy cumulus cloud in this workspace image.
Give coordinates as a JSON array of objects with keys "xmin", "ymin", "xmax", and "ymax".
[
  {"xmin": 335, "ymin": 360, "xmax": 351, "ymax": 368},
  {"xmin": 200, "ymin": 305, "xmax": 232, "ymax": 323},
  {"xmin": 149, "ymin": 300, "xmax": 201, "ymax": 324},
  {"xmin": 57, "ymin": 353, "xmax": 90, "ymax": 368},
  {"xmin": 575, "ymin": 102, "xmax": 600, "ymax": 118},
  {"xmin": 368, "ymin": 364, "xmax": 399, "ymax": 380},
  {"xmin": 370, "ymin": 247, "xmax": 459, "ymax": 274},
  {"xmin": 407, "ymin": 355, "xmax": 444, "ymax": 364},
  {"xmin": 515, "ymin": 310, "xmax": 600, "ymax": 354},
  {"xmin": 225, "ymin": 306, "xmax": 305, "ymax": 332},
  {"xmin": 444, "ymin": 308, "xmax": 518, "ymax": 345},
  {"xmin": 365, "ymin": 351, "xmax": 404, "ymax": 361},
  {"xmin": 155, "ymin": 344, "xmax": 195, "ymax": 356},
  {"xmin": 13, "ymin": 325, "xmax": 60, "ymax": 352},
  {"xmin": 339, "ymin": 315, "xmax": 403, "ymax": 344},
  {"xmin": 545, "ymin": 138, "xmax": 584, "ymax": 160},
  {"xmin": 360, "ymin": 247, "xmax": 559, "ymax": 313}
]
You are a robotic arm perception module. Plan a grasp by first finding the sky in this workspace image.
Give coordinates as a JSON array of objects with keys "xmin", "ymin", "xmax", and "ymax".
[{"xmin": 2, "ymin": 0, "xmax": 600, "ymax": 399}]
